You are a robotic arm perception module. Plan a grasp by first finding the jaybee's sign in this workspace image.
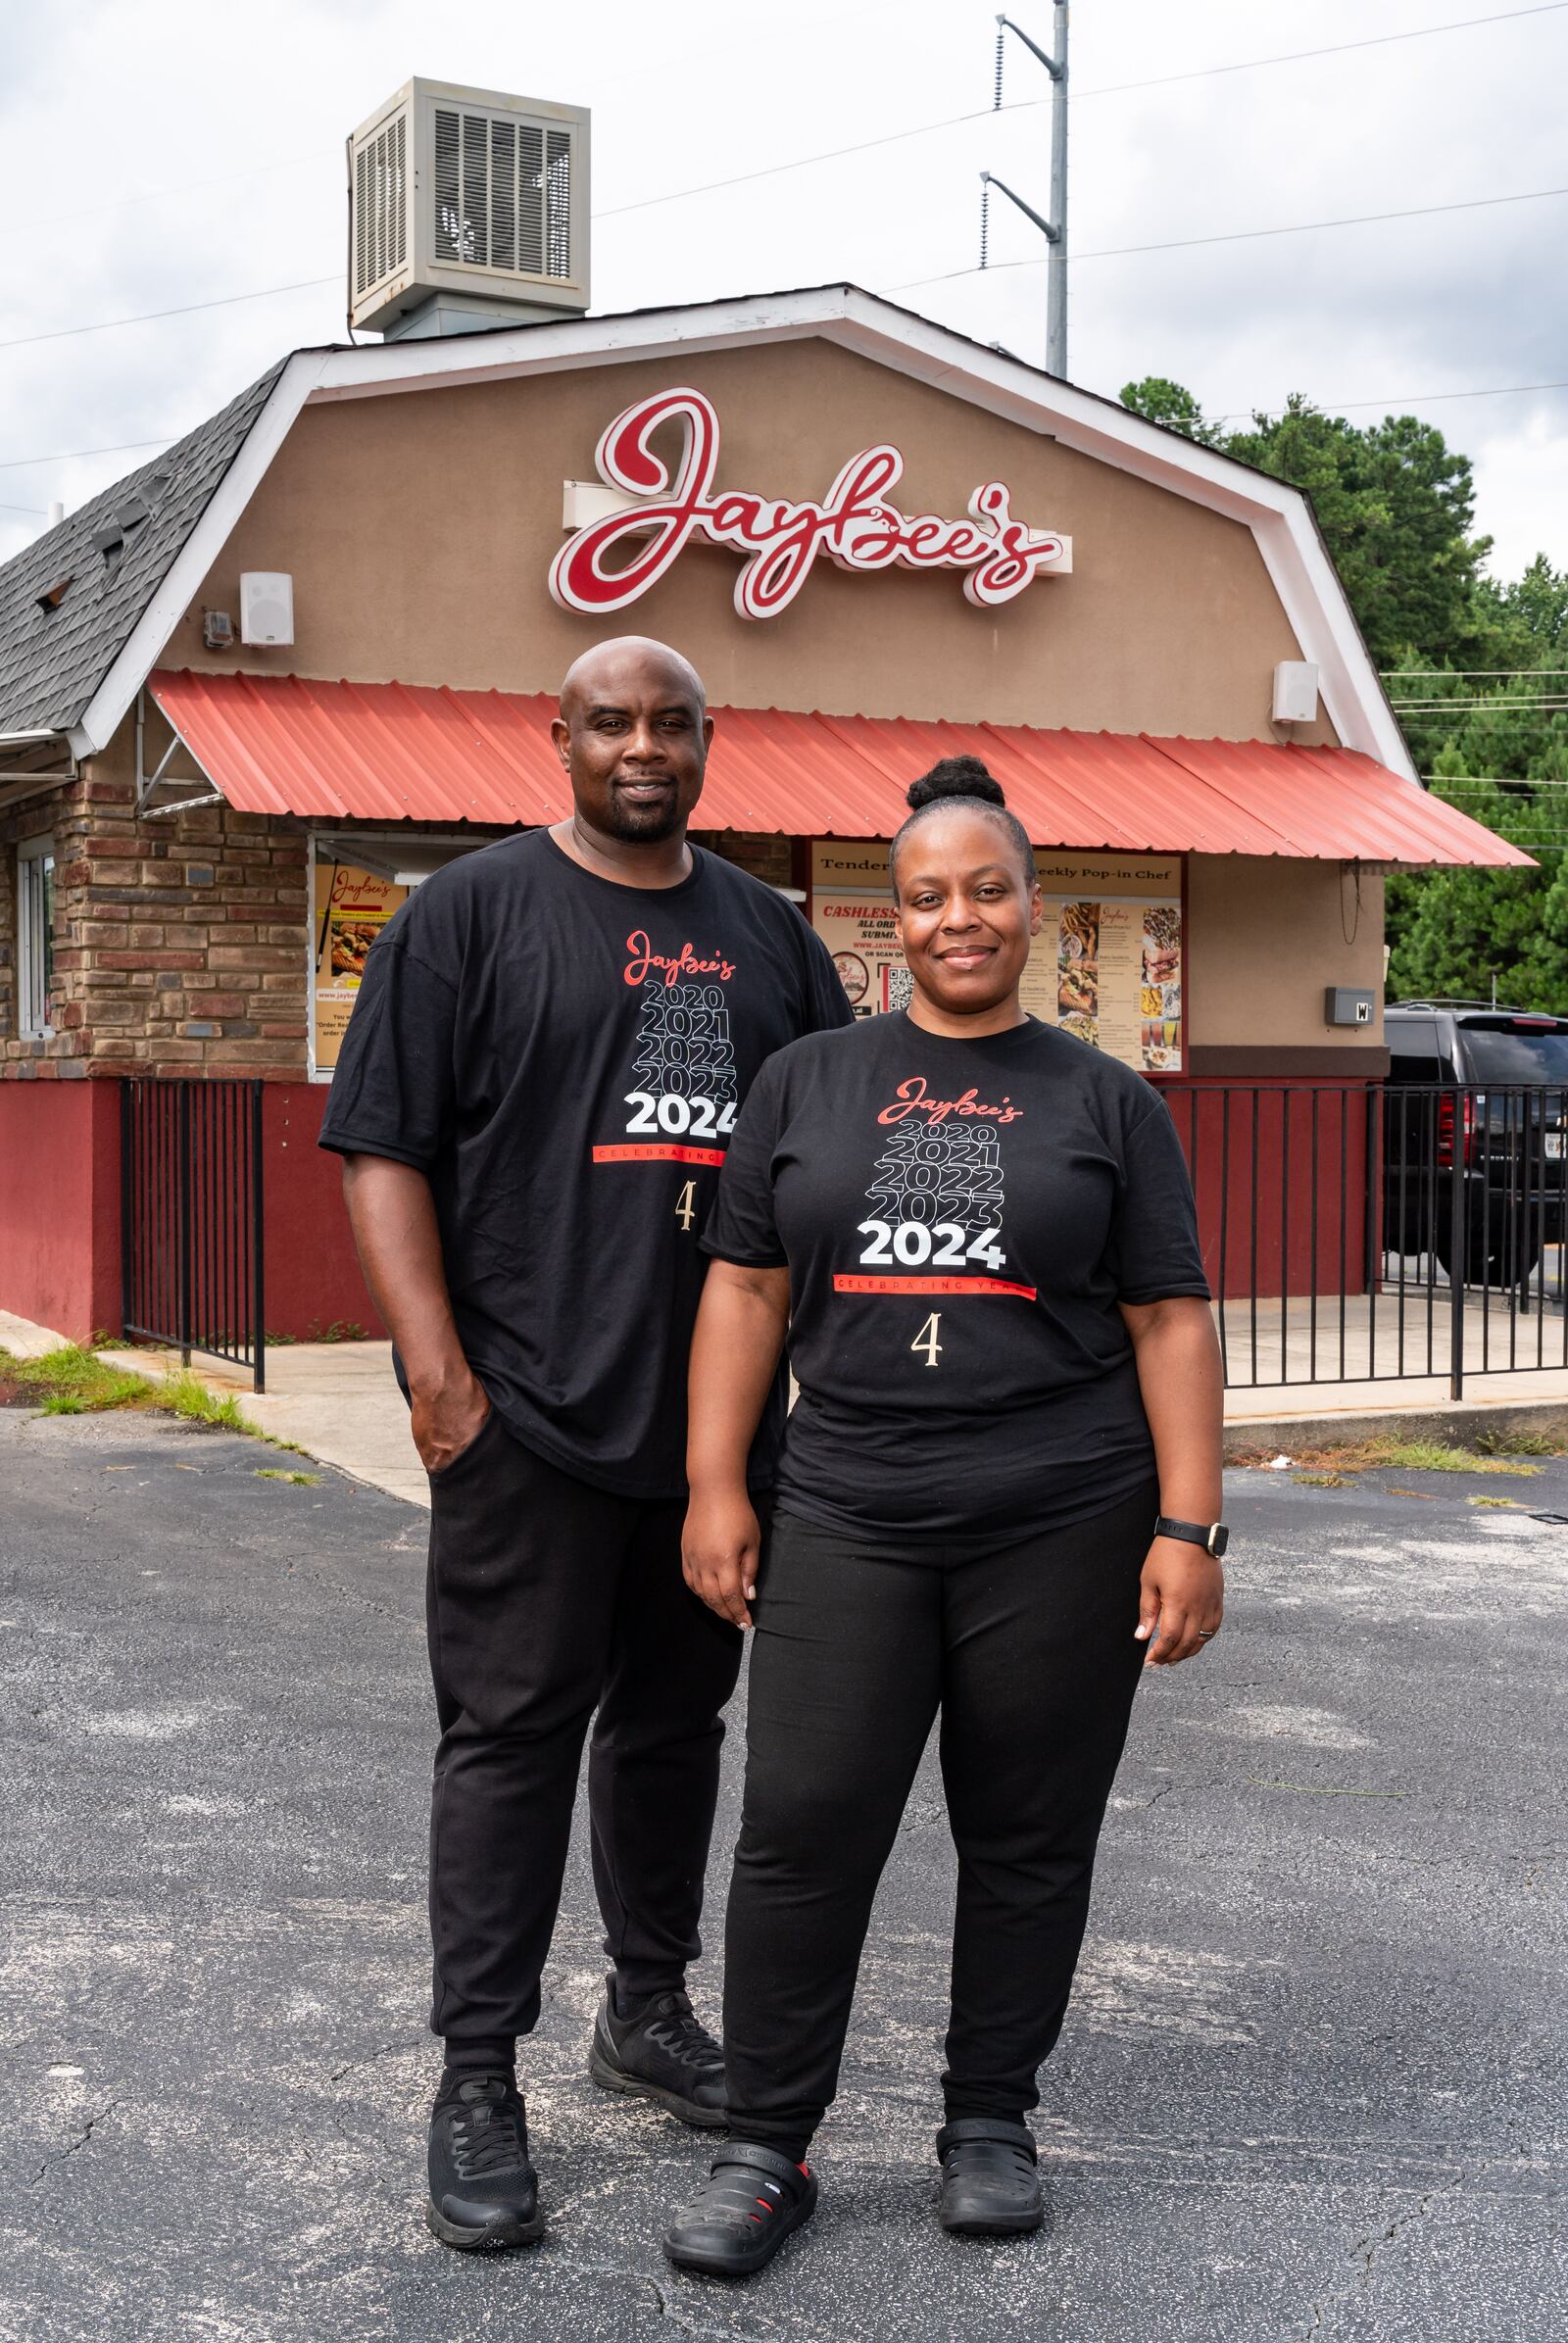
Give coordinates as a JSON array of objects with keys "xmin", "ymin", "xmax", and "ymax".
[{"xmin": 550, "ymin": 386, "xmax": 1069, "ymax": 622}]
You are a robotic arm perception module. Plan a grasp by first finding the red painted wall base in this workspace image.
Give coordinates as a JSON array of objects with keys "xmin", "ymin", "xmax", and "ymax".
[
  {"xmin": 0, "ymin": 1081, "xmax": 384, "ymax": 1348},
  {"xmin": 0, "ymin": 1080, "xmax": 122, "ymax": 1344}
]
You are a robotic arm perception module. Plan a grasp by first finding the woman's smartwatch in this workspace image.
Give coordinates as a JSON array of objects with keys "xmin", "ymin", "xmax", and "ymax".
[{"xmin": 1154, "ymin": 1514, "xmax": 1229, "ymax": 1557}]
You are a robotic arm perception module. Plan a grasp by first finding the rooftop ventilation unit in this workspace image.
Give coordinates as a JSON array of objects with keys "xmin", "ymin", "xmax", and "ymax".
[{"xmin": 349, "ymin": 77, "xmax": 590, "ymax": 340}]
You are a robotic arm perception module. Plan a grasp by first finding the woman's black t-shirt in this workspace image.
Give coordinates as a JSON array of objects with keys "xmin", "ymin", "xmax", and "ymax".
[{"xmin": 702, "ymin": 1013, "xmax": 1209, "ymax": 1544}]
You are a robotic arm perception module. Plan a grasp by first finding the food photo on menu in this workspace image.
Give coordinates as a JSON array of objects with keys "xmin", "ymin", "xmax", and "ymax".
[{"xmin": 1055, "ymin": 900, "xmax": 1100, "ymax": 1044}]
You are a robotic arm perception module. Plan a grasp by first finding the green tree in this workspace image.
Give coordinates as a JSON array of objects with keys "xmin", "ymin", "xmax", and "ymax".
[
  {"xmin": 1119, "ymin": 379, "xmax": 1568, "ymax": 1003},
  {"xmin": 1223, "ymin": 398, "xmax": 1488, "ymax": 669},
  {"xmin": 1117, "ymin": 375, "xmax": 1221, "ymax": 446}
]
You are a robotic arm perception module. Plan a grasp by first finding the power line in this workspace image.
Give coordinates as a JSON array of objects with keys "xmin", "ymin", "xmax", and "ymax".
[
  {"xmin": 1391, "ymin": 669, "xmax": 1568, "ymax": 678},
  {"xmin": 882, "ymin": 184, "xmax": 1568, "ymax": 293},
  {"xmin": 1216, "ymin": 379, "xmax": 1568, "ymax": 423},
  {"xmin": 0, "ymin": 275, "xmax": 338, "ymax": 355},
  {"xmin": 0, "ymin": 500, "xmax": 46, "ymax": 516},
  {"xmin": 522, "ymin": 4, "xmax": 1568, "ymax": 223},
  {"xmin": 1074, "ymin": 1, "xmax": 1568, "ymax": 101},
  {"xmin": 0, "ymin": 434, "xmax": 178, "ymax": 473}
]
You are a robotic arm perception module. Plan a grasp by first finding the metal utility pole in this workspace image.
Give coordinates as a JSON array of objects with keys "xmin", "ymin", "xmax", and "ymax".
[{"xmin": 982, "ymin": 4, "xmax": 1069, "ymax": 376}]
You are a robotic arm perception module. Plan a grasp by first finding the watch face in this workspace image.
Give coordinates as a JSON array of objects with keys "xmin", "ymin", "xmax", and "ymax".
[{"xmin": 1209, "ymin": 1526, "xmax": 1230, "ymax": 1557}]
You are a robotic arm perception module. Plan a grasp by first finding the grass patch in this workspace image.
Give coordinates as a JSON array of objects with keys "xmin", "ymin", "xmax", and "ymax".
[
  {"xmin": 0, "ymin": 1342, "xmax": 263, "ymax": 1440},
  {"xmin": 1473, "ymin": 1427, "xmax": 1564, "ymax": 1457},
  {"xmin": 0, "ymin": 1342, "xmax": 154, "ymax": 1412},
  {"xmin": 1241, "ymin": 1432, "xmax": 1544, "ymax": 1479},
  {"xmin": 1469, "ymin": 1494, "xmax": 1521, "ymax": 1509},
  {"xmin": 255, "ymin": 1467, "xmax": 321, "ymax": 1486},
  {"xmin": 161, "ymin": 1372, "xmax": 255, "ymax": 1434},
  {"xmin": 1294, "ymin": 1471, "xmax": 1351, "ymax": 1488}
]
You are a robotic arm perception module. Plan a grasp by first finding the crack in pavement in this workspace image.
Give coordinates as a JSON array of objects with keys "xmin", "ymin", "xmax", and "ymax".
[
  {"xmin": 552, "ymin": 2256, "xmax": 769, "ymax": 2341},
  {"xmin": 1287, "ymin": 2183, "xmax": 1448, "ymax": 2339},
  {"xmin": 30, "ymin": 2099, "xmax": 122, "ymax": 2187}
]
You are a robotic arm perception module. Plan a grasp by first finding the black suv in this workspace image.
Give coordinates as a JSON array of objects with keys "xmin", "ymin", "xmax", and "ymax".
[{"xmin": 1384, "ymin": 1001, "xmax": 1568, "ymax": 1285}]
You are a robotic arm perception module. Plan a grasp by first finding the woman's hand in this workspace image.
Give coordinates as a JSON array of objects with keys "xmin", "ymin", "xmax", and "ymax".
[
  {"xmin": 1135, "ymin": 1535, "xmax": 1223, "ymax": 1666},
  {"xmin": 683, "ymin": 1486, "xmax": 762, "ymax": 1630}
]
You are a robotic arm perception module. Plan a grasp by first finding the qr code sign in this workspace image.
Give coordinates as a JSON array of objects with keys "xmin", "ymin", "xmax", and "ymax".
[{"xmin": 882, "ymin": 963, "xmax": 915, "ymax": 1013}]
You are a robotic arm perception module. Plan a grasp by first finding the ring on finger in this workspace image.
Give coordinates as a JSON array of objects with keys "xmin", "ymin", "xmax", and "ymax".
[{"xmin": 1197, "ymin": 1627, "xmax": 1218, "ymax": 1639}]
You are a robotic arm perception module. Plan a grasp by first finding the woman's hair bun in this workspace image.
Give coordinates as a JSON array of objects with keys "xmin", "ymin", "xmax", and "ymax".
[{"xmin": 905, "ymin": 755, "xmax": 1006, "ymax": 812}]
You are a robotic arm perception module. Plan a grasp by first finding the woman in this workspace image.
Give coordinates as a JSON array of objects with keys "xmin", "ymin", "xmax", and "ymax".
[{"xmin": 662, "ymin": 759, "xmax": 1225, "ymax": 2277}]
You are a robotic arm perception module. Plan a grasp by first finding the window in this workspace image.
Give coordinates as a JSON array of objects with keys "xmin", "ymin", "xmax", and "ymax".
[
  {"xmin": 1386, "ymin": 1017, "xmax": 1441, "ymax": 1084},
  {"xmin": 17, "ymin": 834, "xmax": 56, "ymax": 1039}
]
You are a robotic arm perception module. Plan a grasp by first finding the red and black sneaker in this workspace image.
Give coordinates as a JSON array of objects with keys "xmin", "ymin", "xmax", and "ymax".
[{"xmin": 662, "ymin": 2142, "xmax": 817, "ymax": 2277}]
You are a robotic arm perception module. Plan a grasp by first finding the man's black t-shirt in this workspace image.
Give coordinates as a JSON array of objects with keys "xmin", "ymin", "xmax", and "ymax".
[
  {"xmin": 702, "ymin": 1013, "xmax": 1209, "ymax": 1543},
  {"xmin": 318, "ymin": 831, "xmax": 852, "ymax": 1498}
]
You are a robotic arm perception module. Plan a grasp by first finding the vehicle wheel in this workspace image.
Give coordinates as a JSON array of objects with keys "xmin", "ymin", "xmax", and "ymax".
[{"xmin": 1436, "ymin": 1218, "xmax": 1541, "ymax": 1288}]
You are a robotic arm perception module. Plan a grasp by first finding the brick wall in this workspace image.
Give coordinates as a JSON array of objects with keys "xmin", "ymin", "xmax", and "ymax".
[{"xmin": 0, "ymin": 748, "xmax": 313, "ymax": 1082}]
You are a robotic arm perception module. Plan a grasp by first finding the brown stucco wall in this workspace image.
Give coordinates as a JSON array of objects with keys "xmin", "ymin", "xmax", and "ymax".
[
  {"xmin": 174, "ymin": 339, "xmax": 1338, "ymax": 745},
  {"xmin": 1188, "ymin": 855, "xmax": 1386, "ymax": 1056}
]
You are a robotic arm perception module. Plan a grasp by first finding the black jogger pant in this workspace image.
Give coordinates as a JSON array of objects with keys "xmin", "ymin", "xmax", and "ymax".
[
  {"xmin": 424, "ymin": 1410, "xmax": 744, "ymax": 2049},
  {"xmin": 722, "ymin": 1480, "xmax": 1159, "ymax": 2161}
]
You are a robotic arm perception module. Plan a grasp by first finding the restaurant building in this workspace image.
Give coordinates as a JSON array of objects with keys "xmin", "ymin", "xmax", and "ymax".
[{"xmin": 0, "ymin": 85, "xmax": 1525, "ymax": 1345}]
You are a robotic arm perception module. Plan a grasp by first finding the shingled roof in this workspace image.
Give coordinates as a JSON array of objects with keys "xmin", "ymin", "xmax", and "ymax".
[{"xmin": 0, "ymin": 362, "xmax": 283, "ymax": 738}]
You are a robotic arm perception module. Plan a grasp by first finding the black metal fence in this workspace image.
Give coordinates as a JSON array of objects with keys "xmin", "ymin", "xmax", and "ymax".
[
  {"xmin": 1160, "ymin": 1083, "xmax": 1568, "ymax": 1398},
  {"xmin": 121, "ymin": 1080, "xmax": 266, "ymax": 1391}
]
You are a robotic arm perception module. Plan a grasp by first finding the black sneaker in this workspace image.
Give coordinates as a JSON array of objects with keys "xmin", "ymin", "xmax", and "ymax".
[
  {"xmin": 936, "ymin": 2118, "xmax": 1043, "ymax": 2236},
  {"xmin": 425, "ymin": 2075, "xmax": 545, "ymax": 2251},
  {"xmin": 662, "ymin": 2142, "xmax": 817, "ymax": 2277},
  {"xmin": 588, "ymin": 1985, "xmax": 728, "ymax": 2127}
]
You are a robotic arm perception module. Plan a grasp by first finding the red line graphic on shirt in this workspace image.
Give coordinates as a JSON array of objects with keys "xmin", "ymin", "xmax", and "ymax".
[
  {"xmin": 834, "ymin": 1273, "xmax": 1037, "ymax": 1298},
  {"xmin": 593, "ymin": 1143, "xmax": 727, "ymax": 1166},
  {"xmin": 847, "ymin": 1088, "xmax": 1031, "ymax": 1295},
  {"xmin": 596, "ymin": 945, "xmax": 740, "ymax": 1167}
]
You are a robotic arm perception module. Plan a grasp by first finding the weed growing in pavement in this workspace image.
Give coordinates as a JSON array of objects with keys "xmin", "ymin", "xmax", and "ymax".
[
  {"xmin": 1473, "ymin": 1427, "xmax": 1564, "ymax": 1457},
  {"xmin": 255, "ymin": 1467, "xmax": 321, "ymax": 1486},
  {"xmin": 1294, "ymin": 1472, "xmax": 1352, "ymax": 1488},
  {"xmin": 1241, "ymin": 1433, "xmax": 1544, "ymax": 1479},
  {"xmin": 161, "ymin": 1373, "xmax": 254, "ymax": 1434},
  {"xmin": 1470, "ymin": 1494, "xmax": 1521, "ymax": 1508}
]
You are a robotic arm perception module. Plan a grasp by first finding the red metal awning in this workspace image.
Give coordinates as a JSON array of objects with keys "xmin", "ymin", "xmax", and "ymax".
[{"xmin": 147, "ymin": 668, "xmax": 1531, "ymax": 868}]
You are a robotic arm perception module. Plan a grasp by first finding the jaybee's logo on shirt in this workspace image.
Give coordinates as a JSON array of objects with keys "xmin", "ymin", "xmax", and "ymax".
[
  {"xmin": 837, "ymin": 1074, "xmax": 1037, "ymax": 1304},
  {"xmin": 593, "ymin": 932, "xmax": 741, "ymax": 1170},
  {"xmin": 623, "ymin": 931, "xmax": 737, "ymax": 988},
  {"xmin": 876, "ymin": 1075, "xmax": 1024, "ymax": 1128}
]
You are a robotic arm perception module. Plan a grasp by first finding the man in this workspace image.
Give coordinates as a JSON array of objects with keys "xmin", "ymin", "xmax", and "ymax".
[{"xmin": 319, "ymin": 637, "xmax": 851, "ymax": 2251}]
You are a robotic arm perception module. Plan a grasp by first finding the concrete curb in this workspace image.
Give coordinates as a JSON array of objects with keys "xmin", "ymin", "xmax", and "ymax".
[{"xmin": 1224, "ymin": 1392, "xmax": 1568, "ymax": 1458}]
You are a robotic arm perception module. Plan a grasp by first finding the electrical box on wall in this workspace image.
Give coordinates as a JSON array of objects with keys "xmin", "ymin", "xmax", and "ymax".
[
  {"xmin": 1273, "ymin": 660, "xmax": 1319, "ymax": 723},
  {"xmin": 1325, "ymin": 987, "xmax": 1375, "ymax": 1028},
  {"xmin": 239, "ymin": 572, "xmax": 294, "ymax": 647}
]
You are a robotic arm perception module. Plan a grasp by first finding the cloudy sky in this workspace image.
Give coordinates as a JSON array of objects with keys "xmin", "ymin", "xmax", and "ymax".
[{"xmin": 2, "ymin": 0, "xmax": 1564, "ymax": 582}]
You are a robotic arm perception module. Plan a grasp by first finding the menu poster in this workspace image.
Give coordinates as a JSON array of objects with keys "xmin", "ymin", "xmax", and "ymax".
[
  {"xmin": 810, "ymin": 841, "xmax": 1184, "ymax": 1072},
  {"xmin": 312, "ymin": 861, "xmax": 406, "ymax": 1072},
  {"xmin": 1018, "ymin": 877, "xmax": 1185, "ymax": 1072}
]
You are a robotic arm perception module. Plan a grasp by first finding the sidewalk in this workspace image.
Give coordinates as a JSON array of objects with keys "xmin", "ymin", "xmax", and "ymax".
[{"xmin": 8, "ymin": 1307, "xmax": 1568, "ymax": 1503}]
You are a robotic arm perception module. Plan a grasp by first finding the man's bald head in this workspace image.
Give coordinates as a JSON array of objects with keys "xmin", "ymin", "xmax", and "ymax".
[
  {"xmin": 551, "ymin": 636, "xmax": 713, "ymax": 850},
  {"xmin": 559, "ymin": 636, "xmax": 708, "ymax": 723}
]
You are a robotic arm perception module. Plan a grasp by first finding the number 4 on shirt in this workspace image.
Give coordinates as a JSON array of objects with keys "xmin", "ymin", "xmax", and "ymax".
[
  {"xmin": 675, "ymin": 1179, "xmax": 697, "ymax": 1233},
  {"xmin": 911, "ymin": 1312, "xmax": 943, "ymax": 1368}
]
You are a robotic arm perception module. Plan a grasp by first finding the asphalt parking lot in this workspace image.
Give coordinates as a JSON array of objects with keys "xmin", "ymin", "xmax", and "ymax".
[{"xmin": 1, "ymin": 1406, "xmax": 1564, "ymax": 2343}]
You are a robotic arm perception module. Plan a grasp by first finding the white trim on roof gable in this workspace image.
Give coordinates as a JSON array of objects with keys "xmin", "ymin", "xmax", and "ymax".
[{"xmin": 69, "ymin": 286, "xmax": 1410, "ymax": 777}]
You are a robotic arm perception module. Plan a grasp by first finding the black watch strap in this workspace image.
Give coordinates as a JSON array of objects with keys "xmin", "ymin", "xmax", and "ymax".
[{"xmin": 1154, "ymin": 1514, "xmax": 1229, "ymax": 1557}]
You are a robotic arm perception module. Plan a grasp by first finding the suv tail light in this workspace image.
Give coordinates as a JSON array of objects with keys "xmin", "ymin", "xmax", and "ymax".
[{"xmin": 1437, "ymin": 1092, "xmax": 1476, "ymax": 1168}]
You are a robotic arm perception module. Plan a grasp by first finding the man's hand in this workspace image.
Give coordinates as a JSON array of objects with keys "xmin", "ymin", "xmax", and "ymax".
[
  {"xmin": 682, "ymin": 1487, "xmax": 761, "ymax": 1630},
  {"xmin": 411, "ymin": 1368, "xmax": 491, "ymax": 1478},
  {"xmin": 1135, "ymin": 1535, "xmax": 1223, "ymax": 1666}
]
